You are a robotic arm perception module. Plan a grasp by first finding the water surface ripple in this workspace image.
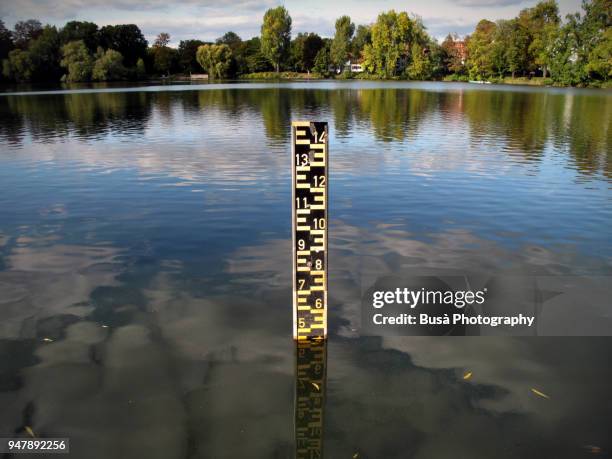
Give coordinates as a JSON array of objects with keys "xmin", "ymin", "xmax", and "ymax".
[{"xmin": 0, "ymin": 82, "xmax": 611, "ymax": 458}]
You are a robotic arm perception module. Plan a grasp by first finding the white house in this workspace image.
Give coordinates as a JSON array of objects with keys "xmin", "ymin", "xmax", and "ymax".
[{"xmin": 341, "ymin": 60, "xmax": 364, "ymax": 73}]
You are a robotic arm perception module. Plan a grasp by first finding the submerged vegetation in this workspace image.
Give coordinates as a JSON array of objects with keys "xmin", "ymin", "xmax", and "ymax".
[{"xmin": 0, "ymin": 0, "xmax": 609, "ymax": 87}]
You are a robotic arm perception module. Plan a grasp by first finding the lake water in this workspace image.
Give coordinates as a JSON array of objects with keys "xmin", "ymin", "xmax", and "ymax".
[{"xmin": 0, "ymin": 81, "xmax": 611, "ymax": 458}]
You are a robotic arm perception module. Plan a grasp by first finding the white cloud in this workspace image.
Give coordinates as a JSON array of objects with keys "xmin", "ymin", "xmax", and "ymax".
[
  {"xmin": 0, "ymin": 0, "xmax": 583, "ymax": 46},
  {"xmin": 136, "ymin": 15, "xmax": 263, "ymax": 43},
  {"xmin": 0, "ymin": 0, "xmax": 275, "ymax": 18}
]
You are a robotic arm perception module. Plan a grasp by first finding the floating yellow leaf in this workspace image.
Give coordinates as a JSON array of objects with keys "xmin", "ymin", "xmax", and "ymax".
[
  {"xmin": 463, "ymin": 372, "xmax": 472, "ymax": 380},
  {"xmin": 531, "ymin": 388, "xmax": 550, "ymax": 399},
  {"xmin": 353, "ymin": 453, "xmax": 359, "ymax": 458},
  {"xmin": 24, "ymin": 426, "xmax": 36, "ymax": 438},
  {"xmin": 311, "ymin": 382, "xmax": 320, "ymax": 391}
]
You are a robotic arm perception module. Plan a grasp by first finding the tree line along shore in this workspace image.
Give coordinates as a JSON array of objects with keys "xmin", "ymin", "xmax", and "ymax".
[{"xmin": 0, "ymin": 0, "xmax": 609, "ymax": 88}]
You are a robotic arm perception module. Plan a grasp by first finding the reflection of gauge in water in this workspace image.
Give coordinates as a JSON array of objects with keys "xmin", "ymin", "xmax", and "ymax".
[
  {"xmin": 292, "ymin": 121, "xmax": 328, "ymax": 340},
  {"xmin": 294, "ymin": 338, "xmax": 327, "ymax": 458}
]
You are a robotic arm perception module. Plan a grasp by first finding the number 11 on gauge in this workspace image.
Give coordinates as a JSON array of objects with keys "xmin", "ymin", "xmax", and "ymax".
[{"xmin": 292, "ymin": 121, "xmax": 328, "ymax": 341}]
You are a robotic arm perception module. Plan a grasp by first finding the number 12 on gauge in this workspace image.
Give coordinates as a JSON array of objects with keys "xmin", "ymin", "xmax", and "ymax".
[{"xmin": 292, "ymin": 121, "xmax": 328, "ymax": 340}]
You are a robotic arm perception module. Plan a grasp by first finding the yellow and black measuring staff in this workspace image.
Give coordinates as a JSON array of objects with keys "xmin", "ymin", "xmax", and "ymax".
[{"xmin": 291, "ymin": 121, "xmax": 328, "ymax": 340}]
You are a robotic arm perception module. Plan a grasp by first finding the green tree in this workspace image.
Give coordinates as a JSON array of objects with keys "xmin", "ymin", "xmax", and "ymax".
[
  {"xmin": 580, "ymin": 0, "xmax": 612, "ymax": 82},
  {"xmin": 548, "ymin": 0, "xmax": 610, "ymax": 85},
  {"xmin": 60, "ymin": 40, "xmax": 93, "ymax": 82},
  {"xmin": 60, "ymin": 21, "xmax": 99, "ymax": 52},
  {"xmin": 27, "ymin": 25, "xmax": 62, "ymax": 82},
  {"xmin": 585, "ymin": 27, "xmax": 611, "ymax": 80},
  {"xmin": 302, "ymin": 33, "xmax": 324, "ymax": 73},
  {"xmin": 13, "ymin": 19, "xmax": 42, "ymax": 48},
  {"xmin": 99, "ymin": 24, "xmax": 147, "ymax": 66},
  {"xmin": 261, "ymin": 6, "xmax": 292, "ymax": 73},
  {"xmin": 505, "ymin": 19, "xmax": 530, "ymax": 78},
  {"xmin": 330, "ymin": 15, "xmax": 355, "ymax": 70},
  {"xmin": 411, "ymin": 17, "xmax": 431, "ymax": 48},
  {"xmin": 549, "ymin": 15, "xmax": 582, "ymax": 84},
  {"xmin": 466, "ymin": 19, "xmax": 497, "ymax": 80},
  {"xmin": 534, "ymin": 25, "xmax": 559, "ymax": 78},
  {"xmin": 150, "ymin": 32, "xmax": 177, "ymax": 75},
  {"xmin": 150, "ymin": 47, "xmax": 176, "ymax": 76},
  {"xmin": 519, "ymin": 0, "xmax": 560, "ymax": 77},
  {"xmin": 491, "ymin": 20, "xmax": 513, "ymax": 77},
  {"xmin": 243, "ymin": 37, "xmax": 272, "ymax": 73},
  {"xmin": 580, "ymin": 0, "xmax": 611, "ymax": 43},
  {"xmin": 0, "ymin": 19, "xmax": 14, "ymax": 60},
  {"xmin": 196, "ymin": 43, "xmax": 232, "ymax": 79},
  {"xmin": 290, "ymin": 33, "xmax": 305, "ymax": 71},
  {"xmin": 5, "ymin": 48, "xmax": 32, "ymax": 81},
  {"xmin": 406, "ymin": 42, "xmax": 431, "ymax": 79},
  {"xmin": 313, "ymin": 42, "xmax": 331, "ymax": 76},
  {"xmin": 363, "ymin": 10, "xmax": 414, "ymax": 78},
  {"xmin": 291, "ymin": 32, "xmax": 324, "ymax": 73},
  {"xmin": 216, "ymin": 31, "xmax": 242, "ymax": 51},
  {"xmin": 4, "ymin": 21, "xmax": 52, "ymax": 82},
  {"xmin": 178, "ymin": 39, "xmax": 206, "ymax": 74},
  {"xmin": 216, "ymin": 31, "xmax": 243, "ymax": 76},
  {"xmin": 92, "ymin": 48, "xmax": 126, "ymax": 81},
  {"xmin": 426, "ymin": 40, "xmax": 446, "ymax": 78},
  {"xmin": 351, "ymin": 25, "xmax": 371, "ymax": 58},
  {"xmin": 154, "ymin": 32, "xmax": 170, "ymax": 47},
  {"xmin": 136, "ymin": 57, "xmax": 147, "ymax": 79}
]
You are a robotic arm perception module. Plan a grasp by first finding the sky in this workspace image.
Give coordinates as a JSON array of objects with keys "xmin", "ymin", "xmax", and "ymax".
[{"xmin": 0, "ymin": 0, "xmax": 583, "ymax": 45}]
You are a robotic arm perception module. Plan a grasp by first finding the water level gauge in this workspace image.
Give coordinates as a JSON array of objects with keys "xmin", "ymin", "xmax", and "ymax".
[{"xmin": 292, "ymin": 121, "xmax": 328, "ymax": 340}]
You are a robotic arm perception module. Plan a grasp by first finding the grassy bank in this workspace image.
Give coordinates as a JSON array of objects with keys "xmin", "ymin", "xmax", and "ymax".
[
  {"xmin": 443, "ymin": 74, "xmax": 610, "ymax": 88},
  {"xmin": 500, "ymin": 77, "xmax": 549, "ymax": 86},
  {"xmin": 238, "ymin": 72, "xmax": 609, "ymax": 88},
  {"xmin": 495, "ymin": 76, "xmax": 610, "ymax": 88},
  {"xmin": 240, "ymin": 72, "xmax": 323, "ymax": 80}
]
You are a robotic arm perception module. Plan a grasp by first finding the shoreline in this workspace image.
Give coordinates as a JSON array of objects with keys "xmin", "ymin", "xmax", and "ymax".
[
  {"xmin": 1, "ymin": 77, "xmax": 610, "ymax": 95},
  {"xmin": 238, "ymin": 73, "xmax": 611, "ymax": 89}
]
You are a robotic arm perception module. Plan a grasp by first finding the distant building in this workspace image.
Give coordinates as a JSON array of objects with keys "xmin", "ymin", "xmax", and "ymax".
[
  {"xmin": 450, "ymin": 40, "xmax": 467, "ymax": 65},
  {"xmin": 349, "ymin": 62, "xmax": 364, "ymax": 73},
  {"xmin": 338, "ymin": 59, "xmax": 365, "ymax": 74}
]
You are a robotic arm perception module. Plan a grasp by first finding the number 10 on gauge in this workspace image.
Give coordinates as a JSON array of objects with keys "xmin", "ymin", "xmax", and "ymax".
[{"xmin": 292, "ymin": 121, "xmax": 328, "ymax": 340}]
